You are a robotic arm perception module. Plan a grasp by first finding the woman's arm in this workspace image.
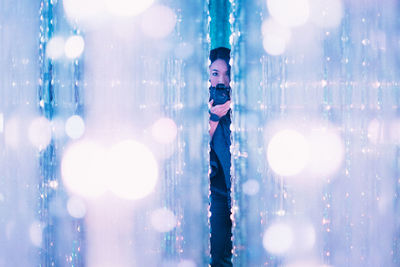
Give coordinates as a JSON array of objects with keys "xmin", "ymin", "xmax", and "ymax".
[{"xmin": 209, "ymin": 100, "xmax": 231, "ymax": 139}]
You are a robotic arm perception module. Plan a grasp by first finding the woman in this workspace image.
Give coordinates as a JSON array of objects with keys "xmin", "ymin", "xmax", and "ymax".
[{"xmin": 208, "ymin": 47, "xmax": 232, "ymax": 267}]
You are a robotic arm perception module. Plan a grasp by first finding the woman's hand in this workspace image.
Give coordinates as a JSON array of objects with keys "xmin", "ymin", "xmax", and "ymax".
[
  {"xmin": 209, "ymin": 100, "xmax": 231, "ymax": 118},
  {"xmin": 209, "ymin": 100, "xmax": 231, "ymax": 138}
]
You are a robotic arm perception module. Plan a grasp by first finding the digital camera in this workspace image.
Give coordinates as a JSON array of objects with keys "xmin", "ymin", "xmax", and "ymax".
[{"xmin": 210, "ymin": 84, "xmax": 231, "ymax": 106}]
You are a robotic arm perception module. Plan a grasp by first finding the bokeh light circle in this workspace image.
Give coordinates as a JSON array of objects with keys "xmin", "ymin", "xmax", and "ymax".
[
  {"xmin": 61, "ymin": 140, "xmax": 108, "ymax": 198},
  {"xmin": 67, "ymin": 196, "xmax": 87, "ymax": 219},
  {"xmin": 263, "ymin": 223, "xmax": 294, "ymax": 254},
  {"xmin": 46, "ymin": 36, "xmax": 65, "ymax": 59},
  {"xmin": 65, "ymin": 115, "xmax": 85, "ymax": 139},
  {"xmin": 63, "ymin": 0, "xmax": 105, "ymax": 26},
  {"xmin": 105, "ymin": 0, "xmax": 154, "ymax": 17},
  {"xmin": 267, "ymin": 0, "xmax": 310, "ymax": 28},
  {"xmin": 150, "ymin": 208, "xmax": 177, "ymax": 232},
  {"xmin": 141, "ymin": 5, "xmax": 177, "ymax": 39},
  {"xmin": 152, "ymin": 117, "xmax": 178, "ymax": 144},
  {"xmin": 108, "ymin": 140, "xmax": 158, "ymax": 200},
  {"xmin": 307, "ymin": 129, "xmax": 344, "ymax": 177},
  {"xmin": 261, "ymin": 19, "xmax": 291, "ymax": 56},
  {"xmin": 309, "ymin": 0, "xmax": 343, "ymax": 28},
  {"xmin": 65, "ymin": 35, "xmax": 85, "ymax": 59},
  {"xmin": 28, "ymin": 117, "xmax": 52, "ymax": 150},
  {"xmin": 242, "ymin": 179, "xmax": 260, "ymax": 196},
  {"xmin": 267, "ymin": 129, "xmax": 309, "ymax": 176}
]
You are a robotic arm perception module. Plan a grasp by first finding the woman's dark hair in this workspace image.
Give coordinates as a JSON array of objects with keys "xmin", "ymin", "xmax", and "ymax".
[
  {"xmin": 210, "ymin": 47, "xmax": 231, "ymax": 78},
  {"xmin": 210, "ymin": 47, "xmax": 230, "ymax": 65}
]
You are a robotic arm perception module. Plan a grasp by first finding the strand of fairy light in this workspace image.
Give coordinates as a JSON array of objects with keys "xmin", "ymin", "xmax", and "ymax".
[{"xmin": 38, "ymin": 1, "xmax": 57, "ymax": 266}]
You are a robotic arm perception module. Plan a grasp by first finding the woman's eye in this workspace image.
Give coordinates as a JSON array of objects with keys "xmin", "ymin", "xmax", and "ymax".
[{"xmin": 212, "ymin": 73, "xmax": 218, "ymax": 76}]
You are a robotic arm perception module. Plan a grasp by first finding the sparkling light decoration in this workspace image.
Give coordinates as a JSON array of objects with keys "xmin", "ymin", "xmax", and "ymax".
[{"xmin": 3, "ymin": 0, "xmax": 400, "ymax": 266}]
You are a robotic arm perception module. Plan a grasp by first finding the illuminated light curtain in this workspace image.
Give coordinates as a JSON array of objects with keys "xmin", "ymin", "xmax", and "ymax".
[
  {"xmin": 234, "ymin": 0, "xmax": 400, "ymax": 266},
  {"xmin": 38, "ymin": 0, "xmax": 85, "ymax": 266}
]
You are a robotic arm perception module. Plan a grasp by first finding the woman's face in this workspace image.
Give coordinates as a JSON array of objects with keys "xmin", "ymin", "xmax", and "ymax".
[{"xmin": 209, "ymin": 59, "xmax": 230, "ymax": 87}]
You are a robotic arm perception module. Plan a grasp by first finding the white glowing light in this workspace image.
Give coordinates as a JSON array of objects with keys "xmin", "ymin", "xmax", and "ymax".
[
  {"xmin": 141, "ymin": 5, "xmax": 177, "ymax": 39},
  {"xmin": 368, "ymin": 119, "xmax": 383, "ymax": 144},
  {"xmin": 267, "ymin": 129, "xmax": 309, "ymax": 176},
  {"xmin": 152, "ymin": 117, "xmax": 178, "ymax": 144},
  {"xmin": 0, "ymin": 113, "xmax": 3, "ymax": 133},
  {"xmin": 267, "ymin": 0, "xmax": 310, "ymax": 28},
  {"xmin": 307, "ymin": 129, "xmax": 344, "ymax": 177},
  {"xmin": 46, "ymin": 36, "xmax": 65, "ymax": 59},
  {"xmin": 309, "ymin": 0, "xmax": 343, "ymax": 28},
  {"xmin": 150, "ymin": 208, "xmax": 177, "ymax": 232},
  {"xmin": 263, "ymin": 223, "xmax": 294, "ymax": 254},
  {"xmin": 178, "ymin": 260, "xmax": 196, "ymax": 267},
  {"xmin": 261, "ymin": 19, "xmax": 291, "ymax": 56},
  {"xmin": 29, "ymin": 221, "xmax": 43, "ymax": 247},
  {"xmin": 242, "ymin": 179, "xmax": 260, "ymax": 196},
  {"xmin": 63, "ymin": 0, "xmax": 105, "ymax": 25},
  {"xmin": 67, "ymin": 196, "xmax": 87, "ymax": 218},
  {"xmin": 65, "ymin": 115, "xmax": 85, "ymax": 139},
  {"xmin": 28, "ymin": 117, "xmax": 52, "ymax": 150},
  {"xmin": 390, "ymin": 119, "xmax": 400, "ymax": 144},
  {"xmin": 65, "ymin": 36, "xmax": 85, "ymax": 59},
  {"xmin": 61, "ymin": 141, "xmax": 108, "ymax": 198},
  {"xmin": 4, "ymin": 117, "xmax": 20, "ymax": 148},
  {"xmin": 295, "ymin": 221, "xmax": 316, "ymax": 252},
  {"xmin": 108, "ymin": 140, "xmax": 158, "ymax": 200},
  {"xmin": 105, "ymin": 0, "xmax": 154, "ymax": 17}
]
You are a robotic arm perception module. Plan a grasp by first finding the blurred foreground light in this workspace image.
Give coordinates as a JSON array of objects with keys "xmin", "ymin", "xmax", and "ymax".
[
  {"xmin": 309, "ymin": 0, "xmax": 343, "ymax": 28},
  {"xmin": 261, "ymin": 19, "xmax": 291, "ymax": 56},
  {"xmin": 267, "ymin": 0, "xmax": 310, "ymax": 28},
  {"xmin": 67, "ymin": 196, "xmax": 87, "ymax": 219},
  {"xmin": 242, "ymin": 179, "xmax": 260, "ymax": 196},
  {"xmin": 150, "ymin": 208, "xmax": 177, "ymax": 232},
  {"xmin": 4, "ymin": 117, "xmax": 20, "ymax": 148},
  {"xmin": 140, "ymin": 5, "xmax": 177, "ymax": 39},
  {"xmin": 368, "ymin": 118, "xmax": 383, "ymax": 144},
  {"xmin": 152, "ymin": 117, "xmax": 178, "ymax": 144},
  {"xmin": 28, "ymin": 117, "xmax": 52, "ymax": 150},
  {"xmin": 178, "ymin": 260, "xmax": 196, "ymax": 267},
  {"xmin": 29, "ymin": 221, "xmax": 43, "ymax": 247},
  {"xmin": 307, "ymin": 128, "xmax": 344, "ymax": 177},
  {"xmin": 65, "ymin": 35, "xmax": 85, "ymax": 59},
  {"xmin": 267, "ymin": 129, "xmax": 309, "ymax": 176},
  {"xmin": 263, "ymin": 223, "xmax": 294, "ymax": 254},
  {"xmin": 61, "ymin": 141, "xmax": 108, "ymax": 198},
  {"xmin": 65, "ymin": 115, "xmax": 85, "ymax": 139},
  {"xmin": 46, "ymin": 36, "xmax": 65, "ymax": 59},
  {"xmin": 63, "ymin": 0, "xmax": 105, "ymax": 26},
  {"xmin": 390, "ymin": 119, "xmax": 400, "ymax": 144},
  {"xmin": 105, "ymin": 0, "xmax": 154, "ymax": 17},
  {"xmin": 0, "ymin": 113, "xmax": 3, "ymax": 133},
  {"xmin": 108, "ymin": 140, "xmax": 158, "ymax": 200}
]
